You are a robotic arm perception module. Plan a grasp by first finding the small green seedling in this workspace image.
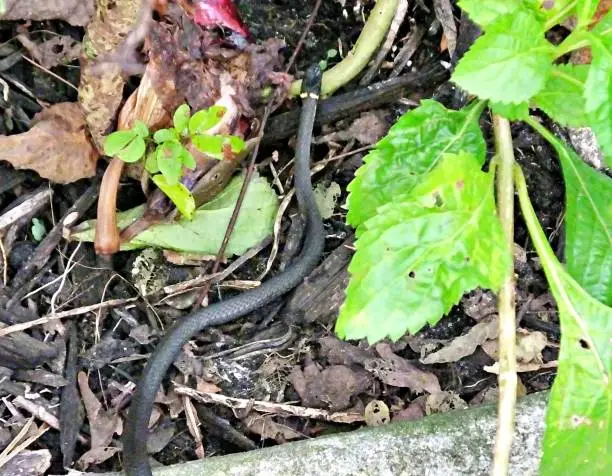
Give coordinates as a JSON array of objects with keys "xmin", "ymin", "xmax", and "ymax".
[
  {"xmin": 103, "ymin": 104, "xmax": 247, "ymax": 219},
  {"xmin": 318, "ymin": 48, "xmax": 339, "ymax": 72}
]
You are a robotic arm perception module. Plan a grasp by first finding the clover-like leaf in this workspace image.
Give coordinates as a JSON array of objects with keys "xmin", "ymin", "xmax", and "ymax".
[
  {"xmin": 516, "ymin": 167, "xmax": 611, "ymax": 475},
  {"xmin": 156, "ymin": 142, "xmax": 184, "ymax": 184},
  {"xmin": 192, "ymin": 134, "xmax": 245, "ymax": 159},
  {"xmin": 337, "ymin": 152, "xmax": 512, "ymax": 343},
  {"xmin": 180, "ymin": 148, "xmax": 196, "ymax": 170},
  {"xmin": 153, "ymin": 128, "xmax": 180, "ymax": 144},
  {"xmin": 145, "ymin": 151, "xmax": 159, "ymax": 174},
  {"xmin": 151, "ymin": 174, "xmax": 196, "ymax": 219},
  {"xmin": 188, "ymin": 106, "xmax": 227, "ymax": 136},
  {"xmin": 132, "ymin": 120, "xmax": 150, "ymax": 139},
  {"xmin": 533, "ymin": 64, "xmax": 590, "ymax": 127},
  {"xmin": 173, "ymin": 104, "xmax": 191, "ymax": 133},
  {"xmin": 452, "ymin": 10, "xmax": 555, "ymax": 103},
  {"xmin": 103, "ymin": 130, "xmax": 136, "ymax": 157},
  {"xmin": 346, "ymin": 100, "xmax": 487, "ymax": 228},
  {"xmin": 116, "ymin": 136, "xmax": 146, "ymax": 163}
]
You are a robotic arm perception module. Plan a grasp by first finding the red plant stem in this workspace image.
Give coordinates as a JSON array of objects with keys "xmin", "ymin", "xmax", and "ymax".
[{"xmin": 94, "ymin": 158, "xmax": 124, "ymax": 255}]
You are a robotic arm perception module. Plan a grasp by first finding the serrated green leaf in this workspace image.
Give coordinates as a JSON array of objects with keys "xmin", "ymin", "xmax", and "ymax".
[
  {"xmin": 516, "ymin": 166, "xmax": 611, "ymax": 475},
  {"xmin": 457, "ymin": 0, "xmax": 540, "ymax": 27},
  {"xmin": 337, "ymin": 152, "xmax": 512, "ymax": 343},
  {"xmin": 173, "ymin": 104, "xmax": 191, "ymax": 133},
  {"xmin": 189, "ymin": 106, "xmax": 227, "ymax": 136},
  {"xmin": 452, "ymin": 10, "xmax": 555, "ymax": 103},
  {"xmin": 527, "ymin": 117, "xmax": 612, "ymax": 305},
  {"xmin": 132, "ymin": 120, "xmax": 149, "ymax": 139},
  {"xmin": 156, "ymin": 142, "xmax": 184, "ymax": 184},
  {"xmin": 584, "ymin": 33, "xmax": 612, "ymax": 166},
  {"xmin": 532, "ymin": 64, "xmax": 590, "ymax": 127},
  {"xmin": 116, "ymin": 136, "xmax": 146, "ymax": 163},
  {"xmin": 490, "ymin": 101, "xmax": 529, "ymax": 120},
  {"xmin": 103, "ymin": 130, "xmax": 137, "ymax": 157},
  {"xmin": 346, "ymin": 100, "xmax": 486, "ymax": 228},
  {"xmin": 153, "ymin": 128, "xmax": 180, "ymax": 144},
  {"xmin": 70, "ymin": 175, "xmax": 279, "ymax": 257},
  {"xmin": 151, "ymin": 174, "xmax": 195, "ymax": 219}
]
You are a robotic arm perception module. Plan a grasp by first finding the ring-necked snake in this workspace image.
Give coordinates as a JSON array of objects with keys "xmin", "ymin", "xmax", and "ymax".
[{"xmin": 123, "ymin": 66, "xmax": 324, "ymax": 476}]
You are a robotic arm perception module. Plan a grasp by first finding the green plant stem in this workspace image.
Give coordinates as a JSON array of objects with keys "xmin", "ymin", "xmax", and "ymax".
[
  {"xmin": 544, "ymin": 1, "xmax": 577, "ymax": 31},
  {"xmin": 491, "ymin": 114, "xmax": 517, "ymax": 476},
  {"xmin": 289, "ymin": 0, "xmax": 399, "ymax": 97}
]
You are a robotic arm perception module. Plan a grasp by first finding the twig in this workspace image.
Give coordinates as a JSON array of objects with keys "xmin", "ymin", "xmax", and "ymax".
[
  {"xmin": 390, "ymin": 22, "xmax": 426, "ymax": 78},
  {"xmin": 0, "ymin": 420, "xmax": 49, "ymax": 470},
  {"xmin": 360, "ymin": 0, "xmax": 409, "ymax": 85},
  {"xmin": 8, "ymin": 178, "xmax": 100, "ymax": 303},
  {"xmin": 492, "ymin": 114, "xmax": 517, "ymax": 476},
  {"xmin": 192, "ymin": 100, "xmax": 277, "ymax": 309},
  {"xmin": 290, "ymin": 0, "xmax": 400, "ymax": 96},
  {"xmin": 0, "ymin": 297, "xmax": 138, "ymax": 337},
  {"xmin": 0, "ymin": 234, "xmax": 7, "ymax": 286},
  {"xmin": 20, "ymin": 55, "xmax": 78, "ymax": 91},
  {"xmin": 0, "ymin": 188, "xmax": 53, "ymax": 232},
  {"xmin": 285, "ymin": 0, "xmax": 323, "ymax": 73},
  {"xmin": 50, "ymin": 241, "xmax": 81, "ymax": 314},
  {"xmin": 173, "ymin": 385, "xmax": 364, "ymax": 424}
]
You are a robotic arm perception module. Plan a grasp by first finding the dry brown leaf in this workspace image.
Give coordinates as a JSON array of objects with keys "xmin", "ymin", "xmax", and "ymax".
[
  {"xmin": 244, "ymin": 414, "xmax": 303, "ymax": 442},
  {"xmin": 484, "ymin": 360, "xmax": 558, "ymax": 374},
  {"xmin": 364, "ymin": 400, "xmax": 390, "ymax": 427},
  {"xmin": 365, "ymin": 343, "xmax": 441, "ymax": 394},
  {"xmin": 425, "ymin": 391, "xmax": 468, "ymax": 415},
  {"xmin": 77, "ymin": 446, "xmax": 120, "ymax": 469},
  {"xmin": 392, "ymin": 396, "xmax": 427, "ymax": 422},
  {"xmin": 0, "ymin": 103, "xmax": 98, "ymax": 184},
  {"xmin": 195, "ymin": 377, "xmax": 222, "ymax": 394},
  {"xmin": 433, "ymin": 0, "xmax": 457, "ymax": 57},
  {"xmin": 482, "ymin": 329, "xmax": 549, "ymax": 364},
  {"xmin": 420, "ymin": 318, "xmax": 499, "ymax": 364},
  {"xmin": 1, "ymin": 0, "xmax": 94, "ymax": 26},
  {"xmin": 77, "ymin": 372, "xmax": 122, "ymax": 450}
]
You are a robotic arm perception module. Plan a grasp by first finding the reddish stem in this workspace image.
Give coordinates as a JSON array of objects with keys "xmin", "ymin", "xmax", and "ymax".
[{"xmin": 94, "ymin": 158, "xmax": 124, "ymax": 255}]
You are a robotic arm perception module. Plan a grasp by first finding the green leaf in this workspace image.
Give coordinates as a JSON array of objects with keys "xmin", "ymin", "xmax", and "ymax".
[
  {"xmin": 153, "ymin": 128, "xmax": 180, "ymax": 144},
  {"xmin": 457, "ymin": 0, "xmax": 539, "ymax": 27},
  {"xmin": 584, "ymin": 33, "xmax": 612, "ymax": 166},
  {"xmin": 188, "ymin": 106, "xmax": 227, "ymax": 136},
  {"xmin": 576, "ymin": 0, "xmax": 599, "ymax": 27},
  {"xmin": 103, "ymin": 130, "xmax": 136, "ymax": 157},
  {"xmin": 337, "ymin": 152, "xmax": 512, "ymax": 343},
  {"xmin": 532, "ymin": 64, "xmax": 590, "ymax": 127},
  {"xmin": 490, "ymin": 101, "xmax": 529, "ymax": 120},
  {"xmin": 156, "ymin": 142, "xmax": 184, "ymax": 184},
  {"xmin": 541, "ymin": 0, "xmax": 578, "ymax": 28},
  {"xmin": 173, "ymin": 104, "xmax": 191, "ymax": 133},
  {"xmin": 133, "ymin": 120, "xmax": 149, "ymax": 139},
  {"xmin": 70, "ymin": 175, "xmax": 279, "ymax": 258},
  {"xmin": 151, "ymin": 174, "xmax": 196, "ymax": 219},
  {"xmin": 116, "ymin": 136, "xmax": 146, "ymax": 163},
  {"xmin": 515, "ymin": 166, "xmax": 611, "ymax": 475},
  {"xmin": 180, "ymin": 148, "xmax": 196, "ymax": 170},
  {"xmin": 145, "ymin": 151, "xmax": 159, "ymax": 174},
  {"xmin": 346, "ymin": 100, "xmax": 487, "ymax": 228},
  {"xmin": 526, "ymin": 117, "xmax": 612, "ymax": 305},
  {"xmin": 452, "ymin": 10, "xmax": 555, "ymax": 103},
  {"xmin": 191, "ymin": 134, "xmax": 244, "ymax": 159},
  {"xmin": 31, "ymin": 218, "xmax": 47, "ymax": 242}
]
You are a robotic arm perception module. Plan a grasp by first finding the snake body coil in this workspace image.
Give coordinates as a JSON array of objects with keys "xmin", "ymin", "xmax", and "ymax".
[{"xmin": 124, "ymin": 66, "xmax": 324, "ymax": 476}]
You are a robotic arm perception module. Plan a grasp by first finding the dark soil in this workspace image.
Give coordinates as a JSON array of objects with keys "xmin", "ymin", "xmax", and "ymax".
[{"xmin": 0, "ymin": 1, "xmax": 565, "ymax": 474}]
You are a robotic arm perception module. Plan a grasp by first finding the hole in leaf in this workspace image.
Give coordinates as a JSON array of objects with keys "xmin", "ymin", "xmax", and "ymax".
[
  {"xmin": 433, "ymin": 192, "xmax": 443, "ymax": 207},
  {"xmin": 456, "ymin": 179, "xmax": 464, "ymax": 190},
  {"xmin": 579, "ymin": 339, "xmax": 589, "ymax": 349},
  {"xmin": 408, "ymin": 271, "xmax": 416, "ymax": 278},
  {"xmin": 52, "ymin": 44, "xmax": 64, "ymax": 54}
]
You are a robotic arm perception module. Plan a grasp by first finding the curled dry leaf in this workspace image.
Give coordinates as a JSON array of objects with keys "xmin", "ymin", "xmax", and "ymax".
[
  {"xmin": 77, "ymin": 372, "xmax": 122, "ymax": 454},
  {"xmin": 244, "ymin": 414, "xmax": 303, "ymax": 442},
  {"xmin": 420, "ymin": 318, "xmax": 499, "ymax": 364},
  {"xmin": 78, "ymin": 0, "xmax": 141, "ymax": 150},
  {"xmin": 1, "ymin": 0, "xmax": 94, "ymax": 26},
  {"xmin": 425, "ymin": 391, "xmax": 468, "ymax": 415},
  {"xmin": 365, "ymin": 343, "xmax": 441, "ymax": 395},
  {"xmin": 481, "ymin": 329, "xmax": 549, "ymax": 364},
  {"xmin": 0, "ymin": 103, "xmax": 98, "ymax": 184}
]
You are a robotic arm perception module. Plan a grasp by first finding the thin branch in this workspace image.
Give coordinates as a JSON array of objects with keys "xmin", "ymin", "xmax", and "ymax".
[
  {"xmin": 285, "ymin": 0, "xmax": 323, "ymax": 74},
  {"xmin": 492, "ymin": 114, "xmax": 517, "ymax": 476}
]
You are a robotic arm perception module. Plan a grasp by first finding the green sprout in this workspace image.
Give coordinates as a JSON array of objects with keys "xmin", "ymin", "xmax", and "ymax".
[{"xmin": 102, "ymin": 104, "xmax": 246, "ymax": 219}]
